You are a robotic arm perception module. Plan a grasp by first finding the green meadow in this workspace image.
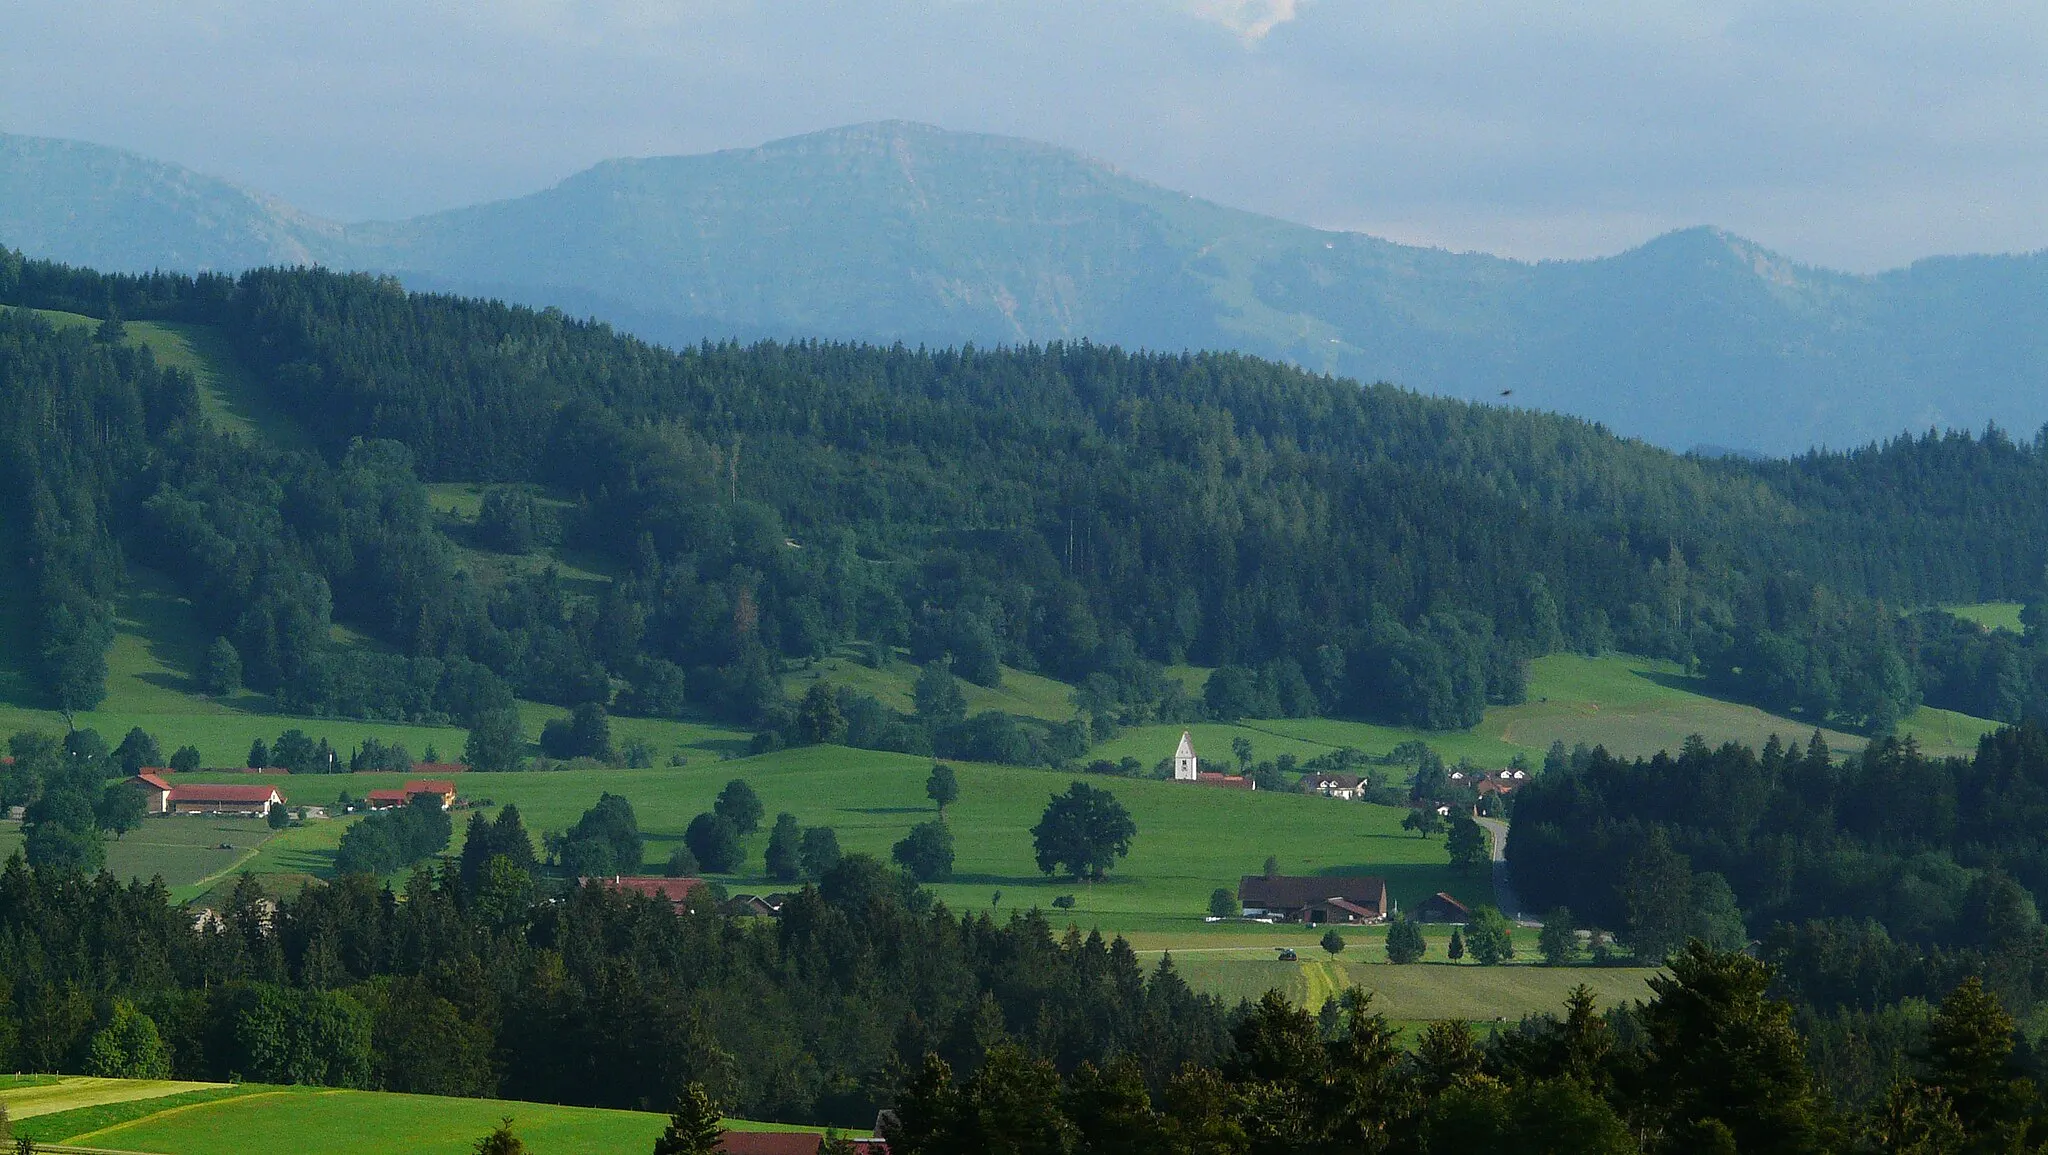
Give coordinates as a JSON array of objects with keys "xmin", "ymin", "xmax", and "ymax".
[
  {"xmin": 1158, "ymin": 952, "xmax": 1659, "ymax": 1020},
  {"xmin": 1944, "ymin": 601, "xmax": 2028, "ymax": 633},
  {"xmin": 3, "ymin": 1076, "xmax": 840, "ymax": 1154},
  {"xmin": 174, "ymin": 745, "xmax": 1481, "ymax": 937}
]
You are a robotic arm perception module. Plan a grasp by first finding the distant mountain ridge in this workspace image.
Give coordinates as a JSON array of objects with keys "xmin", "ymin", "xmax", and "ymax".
[{"xmin": 6, "ymin": 121, "xmax": 2048, "ymax": 454}]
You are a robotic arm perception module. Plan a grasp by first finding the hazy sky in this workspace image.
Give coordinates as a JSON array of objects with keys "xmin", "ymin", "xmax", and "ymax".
[{"xmin": 4, "ymin": 1, "xmax": 2045, "ymax": 271}]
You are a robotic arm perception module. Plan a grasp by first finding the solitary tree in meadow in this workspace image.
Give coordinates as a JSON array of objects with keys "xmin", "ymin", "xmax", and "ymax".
[
  {"xmin": 926, "ymin": 763, "xmax": 960, "ymax": 816},
  {"xmin": 1031, "ymin": 782, "xmax": 1136, "ymax": 882},
  {"xmin": 1321, "ymin": 929, "xmax": 1346, "ymax": 956},
  {"xmin": 1209, "ymin": 887, "xmax": 1237, "ymax": 919},
  {"xmin": 893, "ymin": 821, "xmax": 956, "ymax": 882}
]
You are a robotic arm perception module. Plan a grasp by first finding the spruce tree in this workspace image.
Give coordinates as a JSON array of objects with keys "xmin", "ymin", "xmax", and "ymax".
[{"xmin": 652, "ymin": 1084, "xmax": 724, "ymax": 1155}]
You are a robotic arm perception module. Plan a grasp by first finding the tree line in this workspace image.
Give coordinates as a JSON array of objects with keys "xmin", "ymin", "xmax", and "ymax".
[{"xmin": 1511, "ymin": 723, "xmax": 2048, "ymax": 1072}]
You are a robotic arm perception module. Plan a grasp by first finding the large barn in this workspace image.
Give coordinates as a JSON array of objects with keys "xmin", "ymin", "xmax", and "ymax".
[{"xmin": 128, "ymin": 774, "xmax": 286, "ymax": 817}]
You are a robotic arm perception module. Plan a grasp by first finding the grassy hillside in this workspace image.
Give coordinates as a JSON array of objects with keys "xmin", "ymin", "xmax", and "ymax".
[
  {"xmin": 1094, "ymin": 652, "xmax": 1998, "ymax": 772},
  {"xmin": 4, "ymin": 1075, "xmax": 842, "ymax": 1153}
]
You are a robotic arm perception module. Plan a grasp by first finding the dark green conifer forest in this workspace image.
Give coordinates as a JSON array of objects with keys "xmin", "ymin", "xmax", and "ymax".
[{"xmin": 4, "ymin": 249, "xmax": 2046, "ymax": 756}]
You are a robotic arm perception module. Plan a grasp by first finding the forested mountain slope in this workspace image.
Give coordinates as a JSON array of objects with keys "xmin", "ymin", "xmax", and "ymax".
[
  {"xmin": 2, "ymin": 250, "xmax": 2045, "ymax": 766},
  {"xmin": 7, "ymin": 124, "xmax": 2048, "ymax": 453},
  {"xmin": 0, "ymin": 134, "xmax": 333, "ymax": 272}
]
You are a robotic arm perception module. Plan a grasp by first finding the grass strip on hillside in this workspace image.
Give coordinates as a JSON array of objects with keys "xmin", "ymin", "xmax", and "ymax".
[
  {"xmin": 67, "ymin": 1084, "xmax": 839, "ymax": 1155},
  {"xmin": 24, "ymin": 1086, "xmax": 264, "ymax": 1143}
]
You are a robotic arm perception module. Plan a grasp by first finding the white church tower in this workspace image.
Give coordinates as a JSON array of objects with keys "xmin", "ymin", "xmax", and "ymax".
[{"xmin": 1173, "ymin": 731, "xmax": 1199, "ymax": 781}]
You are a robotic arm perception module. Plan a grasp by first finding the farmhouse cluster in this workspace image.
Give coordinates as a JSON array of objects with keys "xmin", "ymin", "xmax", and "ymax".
[{"xmin": 120, "ymin": 764, "xmax": 470, "ymax": 820}]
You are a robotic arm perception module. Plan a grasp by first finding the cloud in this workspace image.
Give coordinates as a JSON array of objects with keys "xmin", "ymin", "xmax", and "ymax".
[{"xmin": 1185, "ymin": 0, "xmax": 1303, "ymax": 42}]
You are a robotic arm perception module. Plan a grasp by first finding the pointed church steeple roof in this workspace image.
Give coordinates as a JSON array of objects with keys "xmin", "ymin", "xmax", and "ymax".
[{"xmin": 1175, "ymin": 731, "xmax": 1195, "ymax": 759}]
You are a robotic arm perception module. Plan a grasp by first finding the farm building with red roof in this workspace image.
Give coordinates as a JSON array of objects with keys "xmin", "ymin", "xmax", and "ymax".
[
  {"xmin": 164, "ymin": 783, "xmax": 284, "ymax": 817},
  {"xmin": 366, "ymin": 780, "xmax": 458, "ymax": 811}
]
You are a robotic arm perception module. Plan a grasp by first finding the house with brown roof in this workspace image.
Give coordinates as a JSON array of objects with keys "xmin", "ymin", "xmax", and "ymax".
[
  {"xmin": 411, "ymin": 761, "xmax": 469, "ymax": 776},
  {"xmin": 589, "ymin": 875, "xmax": 711, "ymax": 912},
  {"xmin": 1196, "ymin": 772, "xmax": 1256, "ymax": 790},
  {"xmin": 167, "ymin": 783, "xmax": 285, "ymax": 817},
  {"xmin": 367, "ymin": 780, "xmax": 458, "ymax": 811},
  {"xmin": 1237, "ymin": 875, "xmax": 1389, "ymax": 924},
  {"xmin": 1412, "ymin": 892, "xmax": 1473, "ymax": 923}
]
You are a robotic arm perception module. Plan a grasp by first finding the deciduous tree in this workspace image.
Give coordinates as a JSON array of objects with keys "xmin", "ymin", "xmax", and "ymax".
[{"xmin": 1031, "ymin": 782, "xmax": 1136, "ymax": 881}]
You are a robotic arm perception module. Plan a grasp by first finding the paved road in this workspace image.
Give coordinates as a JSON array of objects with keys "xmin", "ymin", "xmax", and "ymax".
[{"xmin": 1473, "ymin": 817, "xmax": 1527, "ymax": 921}]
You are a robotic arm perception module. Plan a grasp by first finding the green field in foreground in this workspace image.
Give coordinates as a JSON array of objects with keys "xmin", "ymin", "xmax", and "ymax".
[
  {"xmin": 4, "ymin": 1076, "xmax": 836, "ymax": 1154},
  {"xmin": 177, "ymin": 745, "xmax": 1482, "ymax": 937}
]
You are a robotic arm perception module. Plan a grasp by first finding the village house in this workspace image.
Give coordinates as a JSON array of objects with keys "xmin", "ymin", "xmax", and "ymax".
[
  {"xmin": 410, "ymin": 760, "xmax": 469, "ymax": 776},
  {"xmin": 367, "ymin": 779, "xmax": 458, "ymax": 811},
  {"xmin": 1412, "ymin": 892, "xmax": 1473, "ymax": 923},
  {"xmin": 1237, "ymin": 874, "xmax": 1389, "ymax": 925},
  {"xmin": 1170, "ymin": 732, "xmax": 1255, "ymax": 790},
  {"xmin": 1300, "ymin": 772, "xmax": 1367, "ymax": 800},
  {"xmin": 587, "ymin": 875, "xmax": 710, "ymax": 912}
]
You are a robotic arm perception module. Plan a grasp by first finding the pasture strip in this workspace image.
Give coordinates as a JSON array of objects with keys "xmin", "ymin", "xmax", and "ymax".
[
  {"xmin": 65, "ymin": 1089, "xmax": 301, "ymax": 1144},
  {"xmin": 1, "ymin": 1078, "xmax": 223, "ymax": 1120},
  {"xmin": 28, "ymin": 1086, "xmax": 262, "ymax": 1143},
  {"xmin": 1300, "ymin": 960, "xmax": 1346, "ymax": 1010}
]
